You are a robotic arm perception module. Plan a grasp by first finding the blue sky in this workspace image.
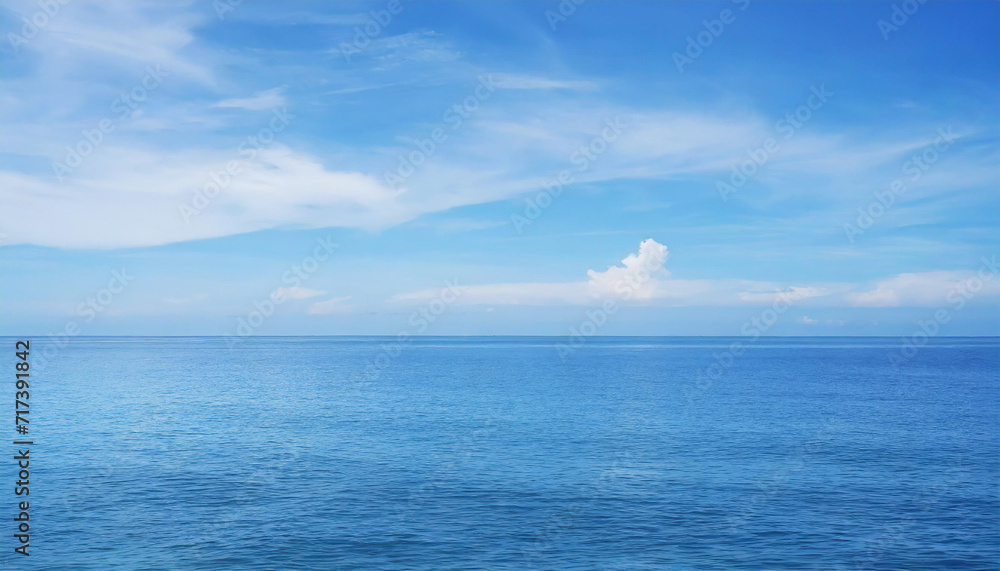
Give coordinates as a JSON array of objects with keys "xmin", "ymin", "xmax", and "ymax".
[{"xmin": 1, "ymin": 0, "xmax": 998, "ymax": 336}]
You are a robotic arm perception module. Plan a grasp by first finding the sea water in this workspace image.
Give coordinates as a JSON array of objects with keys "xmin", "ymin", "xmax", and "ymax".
[{"xmin": 7, "ymin": 336, "xmax": 998, "ymax": 569}]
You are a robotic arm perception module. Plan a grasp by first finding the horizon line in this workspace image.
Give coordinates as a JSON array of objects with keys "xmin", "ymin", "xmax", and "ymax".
[{"xmin": 1, "ymin": 334, "xmax": 997, "ymax": 339}]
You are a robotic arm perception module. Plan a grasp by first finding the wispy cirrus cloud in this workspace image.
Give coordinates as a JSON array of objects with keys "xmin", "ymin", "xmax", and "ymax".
[
  {"xmin": 274, "ymin": 286, "xmax": 326, "ymax": 301},
  {"xmin": 492, "ymin": 73, "xmax": 598, "ymax": 91},
  {"xmin": 2, "ymin": 101, "xmax": 993, "ymax": 249},
  {"xmin": 163, "ymin": 293, "xmax": 208, "ymax": 305},
  {"xmin": 214, "ymin": 87, "xmax": 286, "ymax": 111},
  {"xmin": 0, "ymin": 145, "xmax": 405, "ymax": 248},
  {"xmin": 0, "ymin": 0, "xmax": 995, "ymax": 256},
  {"xmin": 308, "ymin": 296, "xmax": 353, "ymax": 315},
  {"xmin": 847, "ymin": 266, "xmax": 1000, "ymax": 307}
]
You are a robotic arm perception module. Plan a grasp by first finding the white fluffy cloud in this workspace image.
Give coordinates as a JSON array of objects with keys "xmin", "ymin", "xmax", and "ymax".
[
  {"xmin": 393, "ymin": 239, "xmax": 833, "ymax": 307},
  {"xmin": 389, "ymin": 241, "xmax": 1000, "ymax": 309},
  {"xmin": 587, "ymin": 238, "xmax": 670, "ymax": 301}
]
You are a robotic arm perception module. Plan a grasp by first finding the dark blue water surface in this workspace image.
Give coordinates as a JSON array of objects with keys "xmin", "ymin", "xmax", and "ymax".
[{"xmin": 5, "ymin": 337, "xmax": 999, "ymax": 569}]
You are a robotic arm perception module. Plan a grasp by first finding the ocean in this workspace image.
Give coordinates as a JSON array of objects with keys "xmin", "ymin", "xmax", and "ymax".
[{"xmin": 8, "ymin": 336, "xmax": 999, "ymax": 569}]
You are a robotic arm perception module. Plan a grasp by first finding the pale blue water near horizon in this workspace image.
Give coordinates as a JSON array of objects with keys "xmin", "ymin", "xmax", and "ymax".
[{"xmin": 4, "ymin": 336, "xmax": 998, "ymax": 569}]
